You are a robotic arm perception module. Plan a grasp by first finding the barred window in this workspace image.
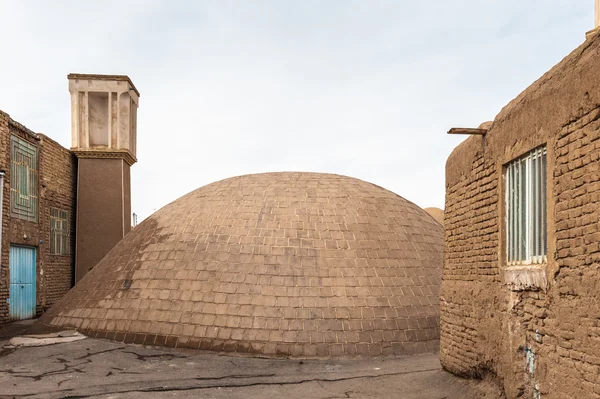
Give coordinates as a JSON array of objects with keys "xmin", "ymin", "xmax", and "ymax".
[
  {"xmin": 506, "ymin": 146, "xmax": 547, "ymax": 265},
  {"xmin": 10, "ymin": 136, "xmax": 38, "ymax": 222},
  {"xmin": 50, "ymin": 208, "xmax": 70, "ymax": 255}
]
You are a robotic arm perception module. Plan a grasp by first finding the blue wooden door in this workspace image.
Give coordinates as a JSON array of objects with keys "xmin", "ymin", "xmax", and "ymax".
[{"xmin": 9, "ymin": 246, "xmax": 37, "ymax": 320}]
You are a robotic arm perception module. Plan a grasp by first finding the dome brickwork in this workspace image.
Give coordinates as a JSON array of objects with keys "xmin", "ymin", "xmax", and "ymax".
[
  {"xmin": 41, "ymin": 172, "xmax": 443, "ymax": 358},
  {"xmin": 424, "ymin": 207, "xmax": 444, "ymax": 225}
]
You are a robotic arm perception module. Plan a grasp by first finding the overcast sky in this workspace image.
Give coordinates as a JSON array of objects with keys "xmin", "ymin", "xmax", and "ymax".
[{"xmin": 0, "ymin": 0, "xmax": 592, "ymax": 221}]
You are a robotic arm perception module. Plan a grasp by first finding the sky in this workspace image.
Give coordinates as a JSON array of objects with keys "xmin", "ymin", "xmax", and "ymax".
[{"xmin": 0, "ymin": 0, "xmax": 593, "ymax": 222}]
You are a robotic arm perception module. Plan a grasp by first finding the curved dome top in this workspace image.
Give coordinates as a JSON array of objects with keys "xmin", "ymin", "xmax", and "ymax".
[{"xmin": 42, "ymin": 172, "xmax": 443, "ymax": 358}]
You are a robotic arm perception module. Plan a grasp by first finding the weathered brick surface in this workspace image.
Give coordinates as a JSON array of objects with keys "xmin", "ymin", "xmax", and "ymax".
[
  {"xmin": 38, "ymin": 134, "xmax": 77, "ymax": 309},
  {"xmin": 441, "ymin": 35, "xmax": 600, "ymax": 397},
  {"xmin": 0, "ymin": 112, "xmax": 76, "ymax": 324},
  {"xmin": 41, "ymin": 172, "xmax": 443, "ymax": 358}
]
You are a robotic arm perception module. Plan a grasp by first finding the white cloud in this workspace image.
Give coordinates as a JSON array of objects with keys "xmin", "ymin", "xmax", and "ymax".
[{"xmin": 0, "ymin": 0, "xmax": 591, "ymax": 220}]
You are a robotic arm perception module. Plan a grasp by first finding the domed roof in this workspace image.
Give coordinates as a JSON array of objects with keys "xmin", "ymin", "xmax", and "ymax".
[
  {"xmin": 41, "ymin": 172, "xmax": 443, "ymax": 358},
  {"xmin": 424, "ymin": 207, "xmax": 444, "ymax": 225}
]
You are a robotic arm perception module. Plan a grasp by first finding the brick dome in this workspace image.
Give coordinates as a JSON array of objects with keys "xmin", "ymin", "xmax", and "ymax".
[
  {"xmin": 424, "ymin": 207, "xmax": 444, "ymax": 225},
  {"xmin": 41, "ymin": 172, "xmax": 443, "ymax": 357}
]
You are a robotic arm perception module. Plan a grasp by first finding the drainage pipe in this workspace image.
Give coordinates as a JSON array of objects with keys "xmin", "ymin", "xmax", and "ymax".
[{"xmin": 0, "ymin": 171, "xmax": 5, "ymax": 267}]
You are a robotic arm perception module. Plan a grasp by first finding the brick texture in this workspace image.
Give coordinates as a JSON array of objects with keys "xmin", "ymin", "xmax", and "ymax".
[
  {"xmin": 41, "ymin": 172, "xmax": 443, "ymax": 358},
  {"xmin": 38, "ymin": 134, "xmax": 77, "ymax": 309},
  {"xmin": 0, "ymin": 112, "xmax": 76, "ymax": 324},
  {"xmin": 440, "ymin": 34, "xmax": 600, "ymax": 397}
]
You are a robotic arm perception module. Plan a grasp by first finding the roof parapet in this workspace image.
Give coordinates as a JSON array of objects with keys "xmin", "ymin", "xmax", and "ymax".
[{"xmin": 447, "ymin": 127, "xmax": 487, "ymax": 136}]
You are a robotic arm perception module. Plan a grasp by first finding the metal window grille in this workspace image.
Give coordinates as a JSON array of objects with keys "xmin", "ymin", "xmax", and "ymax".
[
  {"xmin": 10, "ymin": 136, "xmax": 38, "ymax": 222},
  {"xmin": 50, "ymin": 208, "xmax": 70, "ymax": 255},
  {"xmin": 506, "ymin": 146, "xmax": 547, "ymax": 265}
]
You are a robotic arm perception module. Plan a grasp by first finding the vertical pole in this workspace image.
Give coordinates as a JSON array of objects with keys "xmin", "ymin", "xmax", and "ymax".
[
  {"xmin": 107, "ymin": 93, "xmax": 112, "ymax": 149},
  {"xmin": 596, "ymin": 0, "xmax": 600, "ymax": 28},
  {"xmin": 84, "ymin": 91, "xmax": 90, "ymax": 148},
  {"xmin": 71, "ymin": 91, "xmax": 79, "ymax": 148},
  {"xmin": 0, "ymin": 171, "xmax": 5, "ymax": 267}
]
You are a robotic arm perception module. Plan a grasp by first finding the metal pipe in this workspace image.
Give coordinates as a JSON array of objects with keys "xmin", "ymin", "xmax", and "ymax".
[{"xmin": 0, "ymin": 171, "xmax": 5, "ymax": 267}]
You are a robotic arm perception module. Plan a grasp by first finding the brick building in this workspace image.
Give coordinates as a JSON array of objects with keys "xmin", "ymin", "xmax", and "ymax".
[
  {"xmin": 440, "ymin": 32, "xmax": 600, "ymax": 397},
  {"xmin": 0, "ymin": 74, "xmax": 139, "ymax": 324},
  {"xmin": 0, "ymin": 112, "xmax": 77, "ymax": 322}
]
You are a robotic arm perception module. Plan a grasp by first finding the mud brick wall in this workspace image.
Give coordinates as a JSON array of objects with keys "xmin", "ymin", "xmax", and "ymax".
[
  {"xmin": 441, "ymin": 34, "xmax": 600, "ymax": 398},
  {"xmin": 0, "ymin": 111, "xmax": 76, "ymax": 324},
  {"xmin": 538, "ymin": 105, "xmax": 600, "ymax": 398},
  {"xmin": 440, "ymin": 145, "xmax": 504, "ymax": 376},
  {"xmin": 38, "ymin": 134, "xmax": 77, "ymax": 310}
]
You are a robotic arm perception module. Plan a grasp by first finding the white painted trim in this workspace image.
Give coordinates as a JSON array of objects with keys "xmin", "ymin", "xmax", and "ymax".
[{"xmin": 506, "ymin": 147, "xmax": 547, "ymax": 265}]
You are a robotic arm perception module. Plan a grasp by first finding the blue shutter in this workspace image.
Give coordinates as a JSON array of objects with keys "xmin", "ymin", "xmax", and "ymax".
[{"xmin": 9, "ymin": 246, "xmax": 37, "ymax": 320}]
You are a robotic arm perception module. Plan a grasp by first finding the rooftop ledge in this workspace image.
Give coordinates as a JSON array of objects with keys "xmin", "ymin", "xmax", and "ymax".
[
  {"xmin": 67, "ymin": 73, "xmax": 140, "ymax": 97},
  {"xmin": 586, "ymin": 27, "xmax": 600, "ymax": 40},
  {"xmin": 447, "ymin": 127, "xmax": 488, "ymax": 136},
  {"xmin": 71, "ymin": 148, "xmax": 137, "ymax": 166},
  {"xmin": 504, "ymin": 265, "xmax": 548, "ymax": 292}
]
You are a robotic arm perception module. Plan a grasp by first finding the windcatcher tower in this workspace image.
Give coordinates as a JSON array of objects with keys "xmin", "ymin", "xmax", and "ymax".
[
  {"xmin": 68, "ymin": 74, "xmax": 139, "ymax": 282},
  {"xmin": 587, "ymin": 0, "xmax": 600, "ymax": 38}
]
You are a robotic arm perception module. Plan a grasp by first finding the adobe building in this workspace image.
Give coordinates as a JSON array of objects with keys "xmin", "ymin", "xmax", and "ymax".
[
  {"xmin": 440, "ymin": 24, "xmax": 600, "ymax": 399},
  {"xmin": 41, "ymin": 172, "xmax": 444, "ymax": 358},
  {"xmin": 0, "ymin": 74, "xmax": 139, "ymax": 324}
]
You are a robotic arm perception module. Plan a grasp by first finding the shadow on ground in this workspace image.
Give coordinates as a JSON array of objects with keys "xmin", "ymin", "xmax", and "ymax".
[{"xmin": 0, "ymin": 320, "xmax": 504, "ymax": 399}]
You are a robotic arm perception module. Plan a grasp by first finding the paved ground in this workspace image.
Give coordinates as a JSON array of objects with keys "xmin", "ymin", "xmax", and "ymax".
[{"xmin": 0, "ymin": 321, "xmax": 503, "ymax": 399}]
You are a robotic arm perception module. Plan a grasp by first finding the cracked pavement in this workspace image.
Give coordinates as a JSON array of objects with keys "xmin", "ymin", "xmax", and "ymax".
[{"xmin": 0, "ymin": 325, "xmax": 497, "ymax": 398}]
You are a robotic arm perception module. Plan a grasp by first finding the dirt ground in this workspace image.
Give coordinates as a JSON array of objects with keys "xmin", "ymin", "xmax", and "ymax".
[{"xmin": 0, "ymin": 320, "xmax": 504, "ymax": 399}]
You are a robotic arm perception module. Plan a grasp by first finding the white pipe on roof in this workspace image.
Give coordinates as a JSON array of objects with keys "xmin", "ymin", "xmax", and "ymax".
[{"xmin": 0, "ymin": 171, "xmax": 5, "ymax": 267}]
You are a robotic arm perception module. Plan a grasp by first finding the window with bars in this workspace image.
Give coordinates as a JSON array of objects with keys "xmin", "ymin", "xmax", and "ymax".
[
  {"xmin": 505, "ymin": 146, "xmax": 547, "ymax": 265},
  {"xmin": 10, "ymin": 136, "xmax": 38, "ymax": 222},
  {"xmin": 50, "ymin": 208, "xmax": 70, "ymax": 255}
]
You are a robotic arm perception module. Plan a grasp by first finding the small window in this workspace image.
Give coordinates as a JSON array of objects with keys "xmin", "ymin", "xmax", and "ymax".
[
  {"xmin": 10, "ymin": 136, "xmax": 38, "ymax": 222},
  {"xmin": 50, "ymin": 208, "xmax": 70, "ymax": 255},
  {"xmin": 506, "ymin": 146, "xmax": 547, "ymax": 265}
]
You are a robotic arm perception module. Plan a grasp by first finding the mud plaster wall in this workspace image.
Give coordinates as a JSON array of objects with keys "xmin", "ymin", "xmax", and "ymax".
[
  {"xmin": 0, "ymin": 112, "xmax": 76, "ymax": 324},
  {"xmin": 440, "ymin": 35, "xmax": 600, "ymax": 398}
]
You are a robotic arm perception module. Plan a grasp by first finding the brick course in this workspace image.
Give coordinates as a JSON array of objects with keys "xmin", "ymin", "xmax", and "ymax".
[
  {"xmin": 41, "ymin": 172, "xmax": 443, "ymax": 358},
  {"xmin": 441, "ymin": 35, "xmax": 600, "ymax": 397},
  {"xmin": 0, "ymin": 111, "xmax": 76, "ymax": 323}
]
